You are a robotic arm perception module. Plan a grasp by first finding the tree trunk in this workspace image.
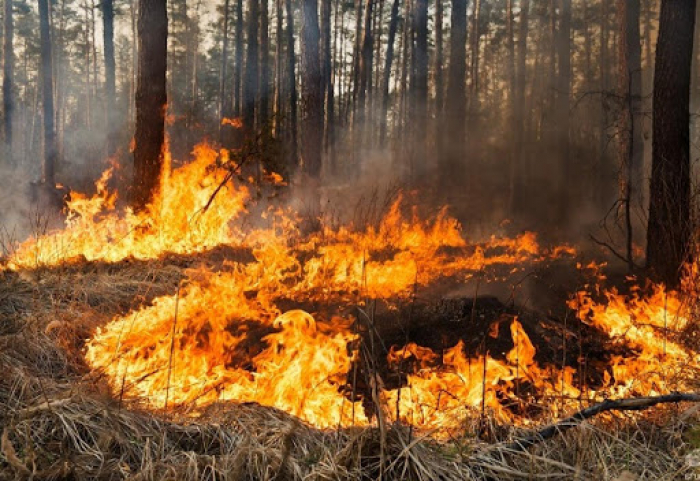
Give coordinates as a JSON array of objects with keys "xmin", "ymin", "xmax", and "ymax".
[
  {"xmin": 379, "ymin": 0, "xmax": 400, "ymax": 145},
  {"xmin": 285, "ymin": 0, "xmax": 298, "ymax": 166},
  {"xmin": 3, "ymin": 0, "xmax": 13, "ymax": 164},
  {"xmin": 301, "ymin": 0, "xmax": 324, "ymax": 178},
  {"xmin": 102, "ymin": 0, "xmax": 117, "ymax": 156},
  {"xmin": 39, "ymin": 0, "xmax": 57, "ymax": 185},
  {"xmin": 441, "ymin": 0, "xmax": 467, "ymax": 185},
  {"xmin": 357, "ymin": 0, "xmax": 374, "ymax": 119},
  {"xmin": 509, "ymin": 0, "xmax": 529, "ymax": 213},
  {"xmin": 617, "ymin": 0, "xmax": 644, "ymax": 270},
  {"xmin": 434, "ymin": 0, "xmax": 444, "ymax": 117},
  {"xmin": 321, "ymin": 0, "xmax": 334, "ymax": 167},
  {"xmin": 243, "ymin": 0, "xmax": 259, "ymax": 135},
  {"xmin": 132, "ymin": 0, "xmax": 168, "ymax": 211},
  {"xmin": 556, "ymin": 0, "xmax": 571, "ymax": 219},
  {"xmin": 218, "ymin": 0, "xmax": 231, "ymax": 141},
  {"xmin": 646, "ymin": 0, "xmax": 696, "ymax": 287},
  {"xmin": 259, "ymin": 0, "xmax": 270, "ymax": 129},
  {"xmin": 412, "ymin": 0, "xmax": 428, "ymax": 178},
  {"xmin": 233, "ymin": 0, "xmax": 243, "ymax": 117}
]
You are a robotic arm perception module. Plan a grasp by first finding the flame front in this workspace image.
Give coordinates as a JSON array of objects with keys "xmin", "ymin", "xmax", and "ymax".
[{"xmin": 7, "ymin": 143, "xmax": 699, "ymax": 433}]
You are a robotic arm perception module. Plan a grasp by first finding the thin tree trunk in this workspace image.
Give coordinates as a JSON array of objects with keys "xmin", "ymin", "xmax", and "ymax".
[
  {"xmin": 321, "ymin": 0, "xmax": 334, "ymax": 167},
  {"xmin": 102, "ymin": 0, "xmax": 117, "ymax": 156},
  {"xmin": 218, "ymin": 0, "xmax": 231, "ymax": 141},
  {"xmin": 133, "ymin": 0, "xmax": 168, "ymax": 211},
  {"xmin": 284, "ymin": 0, "xmax": 298, "ymax": 166},
  {"xmin": 509, "ymin": 0, "xmax": 528, "ymax": 213},
  {"xmin": 39, "ymin": 0, "xmax": 57, "ymax": 185},
  {"xmin": 412, "ymin": 0, "xmax": 428, "ymax": 178},
  {"xmin": 233, "ymin": 0, "xmax": 243, "ymax": 117},
  {"xmin": 434, "ymin": 0, "xmax": 444, "ymax": 116},
  {"xmin": 243, "ymin": 0, "xmax": 260, "ymax": 134},
  {"xmin": 646, "ymin": 0, "xmax": 696, "ymax": 287},
  {"xmin": 379, "ymin": 0, "xmax": 400, "ymax": 145},
  {"xmin": 441, "ymin": 0, "xmax": 467, "ymax": 188},
  {"xmin": 301, "ymin": 0, "xmax": 324, "ymax": 179},
  {"xmin": 617, "ymin": 0, "xmax": 644, "ymax": 270},
  {"xmin": 260, "ymin": 0, "xmax": 270, "ymax": 129},
  {"xmin": 3, "ymin": 0, "xmax": 14, "ymax": 164}
]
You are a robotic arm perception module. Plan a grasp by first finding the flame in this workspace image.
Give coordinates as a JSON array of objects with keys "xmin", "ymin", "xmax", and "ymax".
[{"xmin": 8, "ymin": 142, "xmax": 697, "ymax": 433}]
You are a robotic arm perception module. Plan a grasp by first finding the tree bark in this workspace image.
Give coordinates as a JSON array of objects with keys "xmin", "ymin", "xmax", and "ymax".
[
  {"xmin": 646, "ymin": 0, "xmax": 697, "ymax": 287},
  {"xmin": 218, "ymin": 0, "xmax": 231, "ymax": 141},
  {"xmin": 379, "ymin": 0, "xmax": 400, "ymax": 145},
  {"xmin": 39, "ymin": 0, "xmax": 57, "ymax": 185},
  {"xmin": 285, "ymin": 0, "xmax": 298, "ymax": 166},
  {"xmin": 243, "ymin": 0, "xmax": 259, "ymax": 135},
  {"xmin": 3, "ymin": 0, "xmax": 13, "ymax": 164},
  {"xmin": 509, "ymin": 0, "xmax": 529, "ymax": 213},
  {"xmin": 233, "ymin": 0, "xmax": 243, "ymax": 117},
  {"xmin": 617, "ymin": 0, "xmax": 644, "ymax": 270},
  {"xmin": 301, "ymin": 0, "xmax": 323, "ymax": 178},
  {"xmin": 412, "ymin": 0, "xmax": 428, "ymax": 178},
  {"xmin": 259, "ymin": 0, "xmax": 270, "ymax": 129},
  {"xmin": 441, "ymin": 0, "xmax": 467, "ymax": 185},
  {"xmin": 102, "ymin": 0, "xmax": 117, "ymax": 156},
  {"xmin": 556, "ymin": 0, "xmax": 571, "ymax": 220},
  {"xmin": 321, "ymin": 0, "xmax": 334, "ymax": 166},
  {"xmin": 132, "ymin": 0, "xmax": 168, "ymax": 211}
]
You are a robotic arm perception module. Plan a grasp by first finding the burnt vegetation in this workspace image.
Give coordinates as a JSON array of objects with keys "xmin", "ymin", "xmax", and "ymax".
[{"xmin": 2, "ymin": 0, "xmax": 700, "ymax": 480}]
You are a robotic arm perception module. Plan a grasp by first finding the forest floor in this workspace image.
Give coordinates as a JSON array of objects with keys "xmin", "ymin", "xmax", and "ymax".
[{"xmin": 1, "ymin": 251, "xmax": 700, "ymax": 480}]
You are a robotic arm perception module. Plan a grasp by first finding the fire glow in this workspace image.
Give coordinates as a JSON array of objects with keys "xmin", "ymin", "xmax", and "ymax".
[{"xmin": 6, "ymin": 143, "xmax": 698, "ymax": 433}]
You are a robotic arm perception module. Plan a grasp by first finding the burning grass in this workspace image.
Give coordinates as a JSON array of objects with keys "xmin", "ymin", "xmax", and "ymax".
[{"xmin": 2, "ymin": 143, "xmax": 700, "ymax": 479}]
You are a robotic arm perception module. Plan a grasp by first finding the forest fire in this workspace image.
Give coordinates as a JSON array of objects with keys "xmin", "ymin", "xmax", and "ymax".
[{"xmin": 5, "ymin": 144, "xmax": 696, "ymax": 435}]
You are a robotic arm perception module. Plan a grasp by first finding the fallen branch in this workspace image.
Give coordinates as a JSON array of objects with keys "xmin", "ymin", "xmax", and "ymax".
[{"xmin": 504, "ymin": 393, "xmax": 700, "ymax": 452}]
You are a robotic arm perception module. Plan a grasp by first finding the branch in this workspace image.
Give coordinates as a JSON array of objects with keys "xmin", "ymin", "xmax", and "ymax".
[{"xmin": 504, "ymin": 393, "xmax": 700, "ymax": 452}]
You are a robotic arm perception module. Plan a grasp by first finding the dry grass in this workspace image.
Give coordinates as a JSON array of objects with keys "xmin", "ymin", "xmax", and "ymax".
[{"xmin": 1, "ymin": 260, "xmax": 699, "ymax": 480}]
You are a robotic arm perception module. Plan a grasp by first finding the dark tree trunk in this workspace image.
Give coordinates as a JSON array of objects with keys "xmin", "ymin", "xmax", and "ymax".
[
  {"xmin": 301, "ymin": 0, "xmax": 323, "ymax": 178},
  {"xmin": 132, "ymin": 0, "xmax": 168, "ymax": 211},
  {"xmin": 39, "ymin": 0, "xmax": 57, "ymax": 185},
  {"xmin": 617, "ymin": 0, "xmax": 644, "ymax": 270},
  {"xmin": 357, "ymin": 0, "xmax": 374, "ymax": 124},
  {"xmin": 441, "ymin": 0, "xmax": 467, "ymax": 185},
  {"xmin": 379, "ymin": 0, "xmax": 400, "ymax": 145},
  {"xmin": 102, "ymin": 0, "xmax": 117, "ymax": 156},
  {"xmin": 321, "ymin": 0, "xmax": 334, "ymax": 166},
  {"xmin": 233, "ymin": 0, "xmax": 243, "ymax": 116},
  {"xmin": 218, "ymin": 0, "xmax": 231, "ymax": 141},
  {"xmin": 412, "ymin": 0, "xmax": 428, "ymax": 178},
  {"xmin": 509, "ymin": 0, "xmax": 529, "ymax": 213},
  {"xmin": 259, "ymin": 0, "xmax": 270, "ymax": 129},
  {"xmin": 556, "ymin": 0, "xmax": 571, "ymax": 219},
  {"xmin": 3, "ymin": 0, "xmax": 13, "ymax": 164},
  {"xmin": 243, "ymin": 0, "xmax": 259, "ymax": 134},
  {"xmin": 646, "ymin": 0, "xmax": 697, "ymax": 287},
  {"xmin": 285, "ymin": 0, "xmax": 298, "ymax": 166},
  {"xmin": 434, "ymin": 0, "xmax": 444, "ymax": 115}
]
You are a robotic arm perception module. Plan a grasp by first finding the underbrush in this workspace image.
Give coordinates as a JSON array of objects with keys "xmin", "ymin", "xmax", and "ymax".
[{"xmin": 1, "ymin": 259, "xmax": 699, "ymax": 480}]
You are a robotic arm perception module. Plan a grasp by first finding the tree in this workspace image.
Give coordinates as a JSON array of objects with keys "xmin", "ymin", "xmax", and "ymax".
[
  {"xmin": 284, "ymin": 0, "xmax": 298, "ymax": 165},
  {"xmin": 243, "ymin": 0, "xmax": 259, "ymax": 134},
  {"xmin": 379, "ymin": 0, "xmax": 400, "ymax": 144},
  {"xmin": 233, "ymin": 0, "xmax": 243, "ymax": 116},
  {"xmin": 412, "ymin": 0, "xmax": 428, "ymax": 177},
  {"xmin": 102, "ymin": 0, "xmax": 117, "ymax": 156},
  {"xmin": 132, "ymin": 0, "xmax": 168, "ymax": 211},
  {"xmin": 3, "ymin": 0, "xmax": 13, "ymax": 164},
  {"xmin": 218, "ymin": 0, "xmax": 231, "ymax": 141},
  {"xmin": 441, "ymin": 0, "xmax": 467, "ymax": 186},
  {"xmin": 616, "ymin": 0, "xmax": 644, "ymax": 270},
  {"xmin": 300, "ymin": 0, "xmax": 323, "ymax": 178},
  {"xmin": 646, "ymin": 0, "xmax": 697, "ymax": 287},
  {"xmin": 38, "ymin": 0, "xmax": 56, "ymax": 185}
]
